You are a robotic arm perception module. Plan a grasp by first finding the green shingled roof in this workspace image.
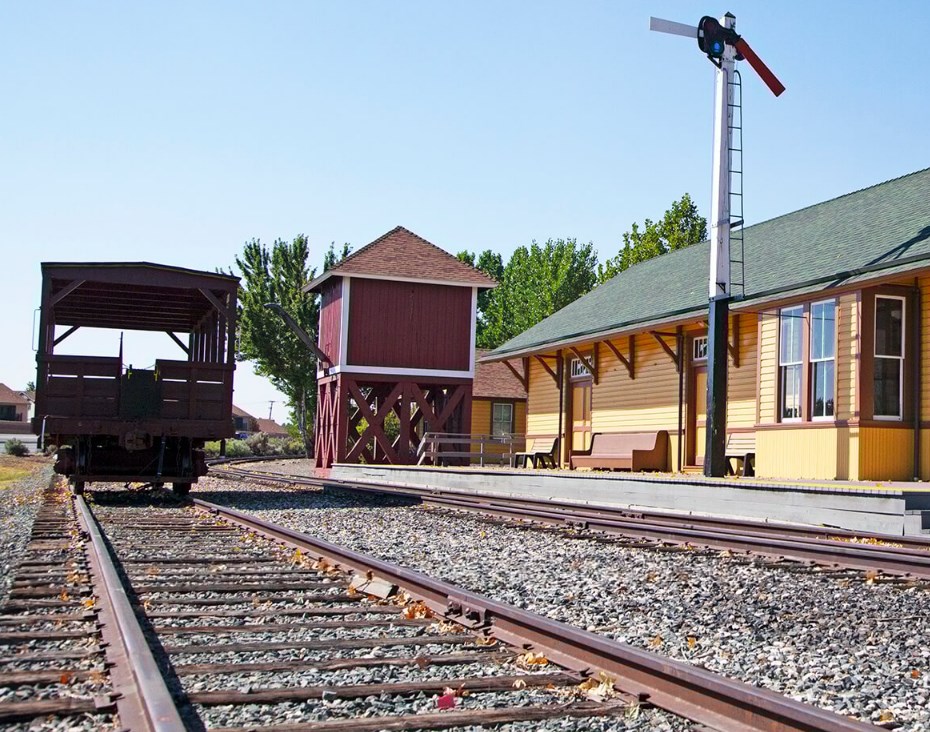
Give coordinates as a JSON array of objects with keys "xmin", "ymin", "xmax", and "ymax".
[{"xmin": 489, "ymin": 166, "xmax": 930, "ymax": 359}]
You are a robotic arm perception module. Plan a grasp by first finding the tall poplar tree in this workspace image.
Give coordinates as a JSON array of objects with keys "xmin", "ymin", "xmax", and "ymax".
[{"xmin": 235, "ymin": 236, "xmax": 319, "ymax": 449}]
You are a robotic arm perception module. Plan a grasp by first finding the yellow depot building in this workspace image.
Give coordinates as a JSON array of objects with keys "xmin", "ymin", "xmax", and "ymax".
[{"xmin": 483, "ymin": 167, "xmax": 930, "ymax": 482}]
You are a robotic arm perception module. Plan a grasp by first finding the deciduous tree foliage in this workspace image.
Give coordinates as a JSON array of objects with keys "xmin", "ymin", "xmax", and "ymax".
[
  {"xmin": 460, "ymin": 239, "xmax": 597, "ymax": 349},
  {"xmin": 597, "ymin": 193, "xmax": 706, "ymax": 284},
  {"xmin": 235, "ymin": 236, "xmax": 319, "ymax": 450}
]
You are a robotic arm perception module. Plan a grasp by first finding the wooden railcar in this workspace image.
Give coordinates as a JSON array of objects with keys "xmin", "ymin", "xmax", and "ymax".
[{"xmin": 32, "ymin": 262, "xmax": 238, "ymax": 494}]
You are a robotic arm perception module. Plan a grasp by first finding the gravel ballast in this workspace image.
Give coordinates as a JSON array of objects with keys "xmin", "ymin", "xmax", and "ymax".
[
  {"xmin": 196, "ymin": 462, "xmax": 930, "ymax": 730},
  {"xmin": 0, "ymin": 457, "xmax": 53, "ymax": 605}
]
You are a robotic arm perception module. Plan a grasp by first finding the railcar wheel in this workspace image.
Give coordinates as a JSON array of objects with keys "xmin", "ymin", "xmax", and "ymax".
[
  {"xmin": 172, "ymin": 483, "xmax": 191, "ymax": 497},
  {"xmin": 73, "ymin": 481, "xmax": 85, "ymax": 496}
]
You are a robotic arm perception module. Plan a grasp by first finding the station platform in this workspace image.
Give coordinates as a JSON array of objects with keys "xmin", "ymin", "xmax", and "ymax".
[{"xmin": 328, "ymin": 463, "xmax": 930, "ymax": 536}]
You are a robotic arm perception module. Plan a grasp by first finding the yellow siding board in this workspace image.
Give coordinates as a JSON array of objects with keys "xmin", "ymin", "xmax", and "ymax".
[
  {"xmin": 835, "ymin": 293, "xmax": 858, "ymax": 422},
  {"xmin": 756, "ymin": 428, "xmax": 847, "ymax": 480},
  {"xmin": 859, "ymin": 427, "xmax": 913, "ymax": 481},
  {"xmin": 758, "ymin": 310, "xmax": 778, "ymax": 424},
  {"xmin": 526, "ymin": 358, "xmax": 560, "ymax": 436},
  {"xmin": 727, "ymin": 315, "xmax": 757, "ymax": 428}
]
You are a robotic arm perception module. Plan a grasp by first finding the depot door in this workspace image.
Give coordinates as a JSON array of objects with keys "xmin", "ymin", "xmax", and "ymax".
[
  {"xmin": 687, "ymin": 335, "xmax": 709, "ymax": 467},
  {"xmin": 570, "ymin": 380, "xmax": 592, "ymax": 454}
]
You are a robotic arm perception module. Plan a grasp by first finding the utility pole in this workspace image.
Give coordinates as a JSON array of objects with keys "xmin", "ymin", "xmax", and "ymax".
[
  {"xmin": 268, "ymin": 401, "xmax": 276, "ymax": 420},
  {"xmin": 650, "ymin": 12, "xmax": 784, "ymax": 477}
]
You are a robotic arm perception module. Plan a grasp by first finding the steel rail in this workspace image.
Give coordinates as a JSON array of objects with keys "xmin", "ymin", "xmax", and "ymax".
[
  {"xmin": 75, "ymin": 496, "xmax": 186, "ymax": 732},
  {"xmin": 193, "ymin": 496, "xmax": 872, "ymax": 732},
  {"xmin": 210, "ymin": 465, "xmax": 930, "ymax": 578}
]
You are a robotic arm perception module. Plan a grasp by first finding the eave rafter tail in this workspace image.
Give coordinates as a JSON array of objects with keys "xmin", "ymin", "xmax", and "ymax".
[
  {"xmin": 502, "ymin": 359, "xmax": 528, "ymax": 392},
  {"xmin": 602, "ymin": 335, "xmax": 635, "ymax": 379},
  {"xmin": 650, "ymin": 329, "xmax": 681, "ymax": 372}
]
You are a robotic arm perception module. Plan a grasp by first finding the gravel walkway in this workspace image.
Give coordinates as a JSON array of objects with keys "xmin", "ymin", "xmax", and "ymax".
[
  {"xmin": 194, "ymin": 463, "xmax": 930, "ymax": 730},
  {"xmin": 0, "ymin": 456, "xmax": 53, "ymax": 605}
]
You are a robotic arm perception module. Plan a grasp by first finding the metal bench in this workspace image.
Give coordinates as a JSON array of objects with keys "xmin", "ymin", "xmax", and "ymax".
[
  {"xmin": 514, "ymin": 437, "xmax": 558, "ymax": 469},
  {"xmin": 725, "ymin": 433, "xmax": 756, "ymax": 477},
  {"xmin": 570, "ymin": 431, "xmax": 669, "ymax": 471}
]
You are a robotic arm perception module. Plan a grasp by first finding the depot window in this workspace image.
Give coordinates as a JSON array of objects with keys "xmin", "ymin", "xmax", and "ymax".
[
  {"xmin": 779, "ymin": 305, "xmax": 803, "ymax": 421},
  {"xmin": 874, "ymin": 295, "xmax": 905, "ymax": 420},
  {"xmin": 810, "ymin": 300, "xmax": 836, "ymax": 419}
]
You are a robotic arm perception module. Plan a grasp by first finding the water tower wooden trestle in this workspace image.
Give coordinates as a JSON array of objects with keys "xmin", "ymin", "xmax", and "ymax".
[{"xmin": 306, "ymin": 226, "xmax": 496, "ymax": 468}]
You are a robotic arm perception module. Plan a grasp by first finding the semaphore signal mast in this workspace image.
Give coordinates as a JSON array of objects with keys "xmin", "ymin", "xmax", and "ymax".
[{"xmin": 650, "ymin": 12, "xmax": 785, "ymax": 478}]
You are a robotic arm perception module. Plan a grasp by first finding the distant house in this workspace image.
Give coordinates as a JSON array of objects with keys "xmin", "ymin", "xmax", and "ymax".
[
  {"xmin": 472, "ymin": 349, "xmax": 527, "ymax": 440},
  {"xmin": 0, "ymin": 384, "xmax": 33, "ymax": 434},
  {"xmin": 255, "ymin": 418, "xmax": 289, "ymax": 438},
  {"xmin": 232, "ymin": 405, "xmax": 259, "ymax": 437}
]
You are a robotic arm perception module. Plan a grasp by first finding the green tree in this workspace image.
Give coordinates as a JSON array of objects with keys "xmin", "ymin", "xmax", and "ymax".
[
  {"xmin": 324, "ymin": 242, "xmax": 352, "ymax": 270},
  {"xmin": 597, "ymin": 193, "xmax": 706, "ymax": 284},
  {"xmin": 235, "ymin": 236, "xmax": 320, "ymax": 451},
  {"xmin": 480, "ymin": 238, "xmax": 597, "ymax": 348},
  {"xmin": 457, "ymin": 249, "xmax": 504, "ymax": 344}
]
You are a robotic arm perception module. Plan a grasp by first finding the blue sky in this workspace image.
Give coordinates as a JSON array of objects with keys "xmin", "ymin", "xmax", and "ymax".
[{"xmin": 2, "ymin": 2, "xmax": 929, "ymax": 420}]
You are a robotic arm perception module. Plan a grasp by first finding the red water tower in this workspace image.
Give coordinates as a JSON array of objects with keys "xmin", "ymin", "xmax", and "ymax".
[{"xmin": 306, "ymin": 226, "xmax": 496, "ymax": 468}]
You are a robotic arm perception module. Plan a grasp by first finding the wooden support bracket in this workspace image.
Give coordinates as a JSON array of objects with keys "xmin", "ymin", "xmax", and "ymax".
[
  {"xmin": 53, "ymin": 325, "xmax": 80, "ymax": 347},
  {"xmin": 166, "ymin": 331, "xmax": 190, "ymax": 355},
  {"xmin": 534, "ymin": 355, "xmax": 560, "ymax": 385},
  {"xmin": 602, "ymin": 336, "xmax": 635, "ymax": 379},
  {"xmin": 49, "ymin": 280, "xmax": 86, "ymax": 308},
  {"xmin": 199, "ymin": 288, "xmax": 233, "ymax": 320},
  {"xmin": 650, "ymin": 331, "xmax": 680, "ymax": 372},
  {"xmin": 503, "ymin": 359, "xmax": 528, "ymax": 391}
]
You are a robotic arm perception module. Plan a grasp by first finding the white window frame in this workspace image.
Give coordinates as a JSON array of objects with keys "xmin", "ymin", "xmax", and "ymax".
[
  {"xmin": 570, "ymin": 355, "xmax": 593, "ymax": 380},
  {"xmin": 809, "ymin": 299, "xmax": 836, "ymax": 421},
  {"xmin": 491, "ymin": 402, "xmax": 514, "ymax": 436},
  {"xmin": 779, "ymin": 305, "xmax": 804, "ymax": 422},
  {"xmin": 873, "ymin": 295, "xmax": 905, "ymax": 421},
  {"xmin": 692, "ymin": 335, "xmax": 708, "ymax": 363}
]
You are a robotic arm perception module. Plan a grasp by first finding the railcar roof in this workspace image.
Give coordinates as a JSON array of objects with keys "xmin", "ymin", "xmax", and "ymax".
[{"xmin": 40, "ymin": 261, "xmax": 238, "ymax": 333}]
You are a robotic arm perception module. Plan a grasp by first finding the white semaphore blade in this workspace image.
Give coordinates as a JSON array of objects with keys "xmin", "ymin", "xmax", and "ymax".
[{"xmin": 649, "ymin": 17, "xmax": 698, "ymax": 38}]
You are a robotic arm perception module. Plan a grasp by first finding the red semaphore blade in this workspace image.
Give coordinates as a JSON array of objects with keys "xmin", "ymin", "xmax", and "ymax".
[{"xmin": 734, "ymin": 37, "xmax": 785, "ymax": 96}]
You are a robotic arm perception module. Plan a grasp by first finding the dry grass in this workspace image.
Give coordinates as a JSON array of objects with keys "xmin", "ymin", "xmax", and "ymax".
[{"xmin": 0, "ymin": 455, "xmax": 50, "ymax": 486}]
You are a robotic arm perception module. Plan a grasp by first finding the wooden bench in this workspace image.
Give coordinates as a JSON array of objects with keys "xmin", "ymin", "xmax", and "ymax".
[
  {"xmin": 570, "ymin": 431, "xmax": 669, "ymax": 471},
  {"xmin": 725, "ymin": 433, "xmax": 756, "ymax": 477},
  {"xmin": 514, "ymin": 437, "xmax": 558, "ymax": 469}
]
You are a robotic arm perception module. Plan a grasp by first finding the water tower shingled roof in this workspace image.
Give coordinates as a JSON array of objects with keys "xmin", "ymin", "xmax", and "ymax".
[{"xmin": 304, "ymin": 226, "xmax": 498, "ymax": 292}]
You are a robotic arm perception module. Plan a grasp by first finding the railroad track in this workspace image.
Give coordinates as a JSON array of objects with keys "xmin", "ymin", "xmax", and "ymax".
[
  {"xmin": 210, "ymin": 462, "xmax": 930, "ymax": 582},
  {"xmin": 0, "ymin": 478, "xmax": 178, "ymax": 731},
  {"xmin": 2, "ymin": 479, "xmax": 876, "ymax": 730}
]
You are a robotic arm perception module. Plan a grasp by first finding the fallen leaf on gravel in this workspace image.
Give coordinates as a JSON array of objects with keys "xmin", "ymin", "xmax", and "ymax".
[
  {"xmin": 512, "ymin": 679, "xmax": 527, "ymax": 690},
  {"xmin": 82, "ymin": 598, "xmax": 95, "ymax": 608},
  {"xmin": 687, "ymin": 636, "xmax": 697, "ymax": 649},
  {"xmin": 516, "ymin": 652, "xmax": 549, "ymax": 668},
  {"xmin": 59, "ymin": 672, "xmax": 72, "ymax": 684},
  {"xmin": 649, "ymin": 635, "xmax": 663, "ymax": 648},
  {"xmin": 475, "ymin": 636, "xmax": 497, "ymax": 647},
  {"xmin": 437, "ymin": 690, "xmax": 456, "ymax": 709},
  {"xmin": 403, "ymin": 601, "xmax": 434, "ymax": 620},
  {"xmin": 865, "ymin": 570, "xmax": 880, "ymax": 584},
  {"xmin": 89, "ymin": 670, "xmax": 107, "ymax": 685},
  {"xmin": 878, "ymin": 710, "xmax": 895, "ymax": 723},
  {"xmin": 58, "ymin": 590, "xmax": 70, "ymax": 602},
  {"xmin": 578, "ymin": 673, "xmax": 617, "ymax": 702},
  {"xmin": 414, "ymin": 656, "xmax": 429, "ymax": 669},
  {"xmin": 911, "ymin": 669, "xmax": 921, "ymax": 679}
]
